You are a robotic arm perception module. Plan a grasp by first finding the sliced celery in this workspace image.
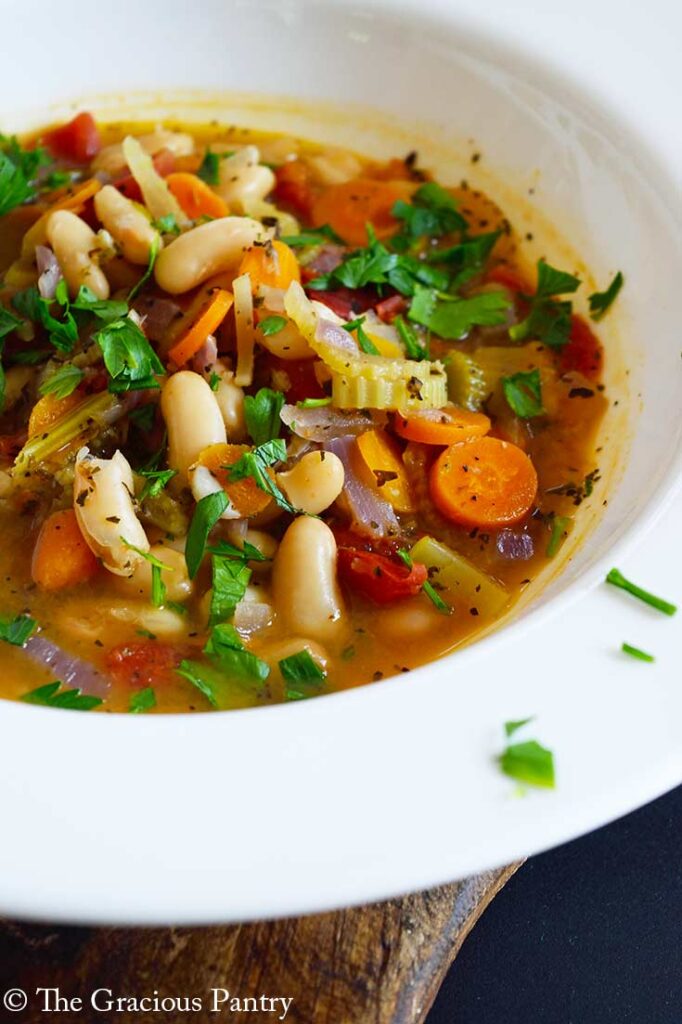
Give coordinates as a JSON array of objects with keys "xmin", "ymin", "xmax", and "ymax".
[
  {"xmin": 13, "ymin": 391, "xmax": 118, "ymax": 476},
  {"xmin": 444, "ymin": 351, "xmax": 488, "ymax": 411},
  {"xmin": 410, "ymin": 535, "xmax": 509, "ymax": 618},
  {"xmin": 332, "ymin": 367, "xmax": 447, "ymax": 411}
]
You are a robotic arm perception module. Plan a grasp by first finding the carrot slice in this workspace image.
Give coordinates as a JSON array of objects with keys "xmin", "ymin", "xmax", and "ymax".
[
  {"xmin": 237, "ymin": 240, "xmax": 301, "ymax": 291},
  {"xmin": 167, "ymin": 288, "xmax": 234, "ymax": 367},
  {"xmin": 394, "ymin": 406, "xmax": 491, "ymax": 446},
  {"xmin": 197, "ymin": 443, "xmax": 272, "ymax": 518},
  {"xmin": 311, "ymin": 178, "xmax": 415, "ymax": 247},
  {"xmin": 166, "ymin": 172, "xmax": 229, "ymax": 220},
  {"xmin": 32, "ymin": 508, "xmax": 99, "ymax": 590},
  {"xmin": 430, "ymin": 436, "xmax": 537, "ymax": 529}
]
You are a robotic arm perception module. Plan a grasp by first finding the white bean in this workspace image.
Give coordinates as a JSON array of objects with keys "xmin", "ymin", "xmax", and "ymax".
[
  {"xmin": 112, "ymin": 542, "xmax": 194, "ymax": 602},
  {"xmin": 244, "ymin": 528, "xmax": 279, "ymax": 568},
  {"xmin": 92, "ymin": 129, "xmax": 194, "ymax": 176},
  {"xmin": 160, "ymin": 371, "xmax": 227, "ymax": 482},
  {"xmin": 272, "ymin": 517, "xmax": 346, "ymax": 641},
  {"xmin": 94, "ymin": 184, "xmax": 161, "ymax": 265},
  {"xmin": 154, "ymin": 216, "xmax": 267, "ymax": 294},
  {"xmin": 216, "ymin": 146, "xmax": 276, "ymax": 212},
  {"xmin": 306, "ymin": 148, "xmax": 364, "ymax": 186},
  {"xmin": 277, "ymin": 451, "xmax": 344, "ymax": 515},
  {"xmin": 74, "ymin": 447, "xmax": 148, "ymax": 576},
  {"xmin": 214, "ymin": 369, "xmax": 247, "ymax": 441},
  {"xmin": 46, "ymin": 210, "xmax": 110, "ymax": 299}
]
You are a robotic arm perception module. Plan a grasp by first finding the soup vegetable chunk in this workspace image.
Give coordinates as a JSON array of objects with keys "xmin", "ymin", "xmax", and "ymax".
[{"xmin": 0, "ymin": 114, "xmax": 616, "ymax": 713}]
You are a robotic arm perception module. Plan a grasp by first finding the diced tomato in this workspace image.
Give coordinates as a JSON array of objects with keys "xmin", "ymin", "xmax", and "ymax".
[
  {"xmin": 42, "ymin": 112, "xmax": 101, "ymax": 164},
  {"xmin": 266, "ymin": 356, "xmax": 327, "ymax": 404},
  {"xmin": 560, "ymin": 314, "xmax": 603, "ymax": 379},
  {"xmin": 375, "ymin": 293, "xmax": 409, "ymax": 322},
  {"xmin": 273, "ymin": 160, "xmax": 315, "ymax": 219},
  {"xmin": 112, "ymin": 149, "xmax": 175, "ymax": 201},
  {"xmin": 485, "ymin": 265, "xmax": 531, "ymax": 295},
  {"xmin": 306, "ymin": 285, "xmax": 377, "ymax": 320},
  {"xmin": 337, "ymin": 547, "xmax": 427, "ymax": 604},
  {"xmin": 106, "ymin": 641, "xmax": 185, "ymax": 689}
]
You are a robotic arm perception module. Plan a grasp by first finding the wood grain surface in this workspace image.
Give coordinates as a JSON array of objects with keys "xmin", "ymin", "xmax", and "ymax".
[{"xmin": 0, "ymin": 864, "xmax": 519, "ymax": 1023}]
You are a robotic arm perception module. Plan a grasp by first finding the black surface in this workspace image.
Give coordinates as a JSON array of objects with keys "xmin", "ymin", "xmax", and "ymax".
[{"xmin": 426, "ymin": 785, "xmax": 682, "ymax": 1023}]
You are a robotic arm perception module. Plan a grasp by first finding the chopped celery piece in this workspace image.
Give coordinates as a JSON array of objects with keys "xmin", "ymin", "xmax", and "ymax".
[
  {"xmin": 332, "ymin": 366, "xmax": 447, "ymax": 410},
  {"xmin": 444, "ymin": 351, "xmax": 488, "ymax": 411},
  {"xmin": 13, "ymin": 392, "xmax": 118, "ymax": 475},
  {"xmin": 410, "ymin": 535, "xmax": 509, "ymax": 618}
]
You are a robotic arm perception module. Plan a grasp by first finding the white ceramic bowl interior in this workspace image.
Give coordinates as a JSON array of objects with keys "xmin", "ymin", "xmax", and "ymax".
[{"xmin": 0, "ymin": 0, "xmax": 679, "ymax": 924}]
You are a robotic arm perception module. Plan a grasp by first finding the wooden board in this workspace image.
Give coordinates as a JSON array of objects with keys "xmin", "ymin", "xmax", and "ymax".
[{"xmin": 0, "ymin": 864, "xmax": 519, "ymax": 1023}]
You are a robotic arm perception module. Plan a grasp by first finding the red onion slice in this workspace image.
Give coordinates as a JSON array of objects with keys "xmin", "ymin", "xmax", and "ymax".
[
  {"xmin": 23, "ymin": 636, "xmax": 111, "ymax": 698},
  {"xmin": 36, "ymin": 245, "xmax": 63, "ymax": 300},
  {"xmin": 314, "ymin": 316, "xmax": 359, "ymax": 354},
  {"xmin": 325, "ymin": 435, "xmax": 400, "ymax": 539},
  {"xmin": 281, "ymin": 404, "xmax": 385, "ymax": 441},
  {"xmin": 133, "ymin": 295, "xmax": 182, "ymax": 342},
  {"xmin": 192, "ymin": 334, "xmax": 218, "ymax": 374},
  {"xmin": 496, "ymin": 529, "xmax": 534, "ymax": 560}
]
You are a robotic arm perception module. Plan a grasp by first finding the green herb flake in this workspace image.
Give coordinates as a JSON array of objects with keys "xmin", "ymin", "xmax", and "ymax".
[
  {"xmin": 12, "ymin": 285, "xmax": 78, "ymax": 353},
  {"xmin": 127, "ymin": 235, "xmax": 160, "ymax": 303},
  {"xmin": 71, "ymin": 285, "xmax": 128, "ymax": 323},
  {"xmin": 208, "ymin": 538, "xmax": 268, "ymax": 562},
  {"xmin": 589, "ymin": 271, "xmax": 624, "ymax": 321},
  {"xmin": 259, "ymin": 315, "xmax": 288, "ymax": 337},
  {"xmin": 502, "ymin": 368, "xmax": 544, "ymax": 418},
  {"xmin": 94, "ymin": 316, "xmax": 165, "ymax": 393},
  {"xmin": 606, "ymin": 568, "xmax": 677, "ymax": 616},
  {"xmin": 198, "ymin": 149, "xmax": 222, "ymax": 185},
  {"xmin": 280, "ymin": 649, "xmax": 326, "ymax": 701},
  {"xmin": 129, "ymin": 686, "xmax": 157, "ymax": 713},
  {"xmin": 504, "ymin": 717, "xmax": 535, "ymax": 738},
  {"xmin": 546, "ymin": 515, "xmax": 572, "ymax": 558},
  {"xmin": 204, "ymin": 622, "xmax": 270, "ymax": 684},
  {"xmin": 244, "ymin": 387, "xmax": 285, "ymax": 446},
  {"xmin": 397, "ymin": 548, "xmax": 451, "ymax": 615},
  {"xmin": 0, "ymin": 136, "xmax": 51, "ymax": 216},
  {"xmin": 21, "ymin": 681, "xmax": 102, "ymax": 711},
  {"xmin": 297, "ymin": 396, "xmax": 332, "ymax": 408},
  {"xmin": 498, "ymin": 738, "xmax": 555, "ymax": 789},
  {"xmin": 343, "ymin": 315, "xmax": 379, "ymax": 355},
  {"xmin": 280, "ymin": 224, "xmax": 342, "ymax": 248},
  {"xmin": 408, "ymin": 285, "xmax": 510, "ymax": 340},
  {"xmin": 209, "ymin": 555, "xmax": 251, "ymax": 626},
  {"xmin": 509, "ymin": 259, "xmax": 581, "ymax": 349},
  {"xmin": 154, "ymin": 213, "xmax": 180, "ymax": 236},
  {"xmin": 0, "ymin": 613, "xmax": 36, "ymax": 646},
  {"xmin": 38, "ymin": 363, "xmax": 84, "ymax": 399},
  {"xmin": 138, "ymin": 467, "xmax": 177, "ymax": 501},
  {"xmin": 391, "ymin": 182, "xmax": 468, "ymax": 248},
  {"xmin": 185, "ymin": 491, "xmax": 230, "ymax": 579},
  {"xmin": 621, "ymin": 643, "xmax": 655, "ymax": 664},
  {"xmin": 227, "ymin": 438, "xmax": 295, "ymax": 513},
  {"xmin": 395, "ymin": 314, "xmax": 427, "ymax": 361},
  {"xmin": 151, "ymin": 563, "xmax": 166, "ymax": 608},
  {"xmin": 208, "ymin": 371, "xmax": 221, "ymax": 392}
]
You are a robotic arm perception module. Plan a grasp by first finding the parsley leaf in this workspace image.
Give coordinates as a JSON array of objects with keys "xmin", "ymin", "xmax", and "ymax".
[
  {"xmin": 391, "ymin": 182, "xmax": 468, "ymax": 249},
  {"xmin": 510, "ymin": 259, "xmax": 581, "ymax": 349},
  {"xmin": 498, "ymin": 738, "xmax": 555, "ymax": 788},
  {"xmin": 185, "ymin": 491, "xmax": 229, "ymax": 579},
  {"xmin": 0, "ymin": 136, "xmax": 50, "ymax": 216},
  {"xmin": 71, "ymin": 285, "xmax": 128, "ymax": 323},
  {"xmin": 153, "ymin": 213, "xmax": 180, "ymax": 236},
  {"xmin": 297, "ymin": 396, "xmax": 332, "ymax": 408},
  {"xmin": 21, "ymin": 681, "xmax": 102, "ymax": 711},
  {"xmin": 12, "ymin": 285, "xmax": 78, "ymax": 353},
  {"xmin": 408, "ymin": 285, "xmax": 510, "ymax": 340},
  {"xmin": 209, "ymin": 555, "xmax": 251, "ymax": 626},
  {"xmin": 38, "ymin": 363, "xmax": 84, "ymax": 399},
  {"xmin": 343, "ymin": 316, "xmax": 379, "ymax": 355},
  {"xmin": 94, "ymin": 317, "xmax": 165, "ymax": 393},
  {"xmin": 227, "ymin": 438, "xmax": 295, "ymax": 513},
  {"xmin": 128, "ymin": 235, "xmax": 160, "ymax": 303},
  {"xmin": 501, "ymin": 368, "xmax": 544, "ymax": 418},
  {"xmin": 0, "ymin": 613, "xmax": 36, "ymax": 646},
  {"xmin": 0, "ymin": 305, "xmax": 22, "ymax": 341},
  {"xmin": 204, "ymin": 622, "xmax": 270, "ymax": 683},
  {"xmin": 198, "ymin": 148, "xmax": 229, "ymax": 185},
  {"xmin": 259, "ymin": 315, "xmax": 288, "ymax": 337},
  {"xmin": 394, "ymin": 314, "xmax": 428, "ymax": 361},
  {"xmin": 308, "ymin": 226, "xmax": 399, "ymax": 291},
  {"xmin": 589, "ymin": 271, "xmax": 623, "ymax": 321},
  {"xmin": 621, "ymin": 643, "xmax": 655, "ymax": 664},
  {"xmin": 605, "ymin": 568, "xmax": 677, "ymax": 616},
  {"xmin": 129, "ymin": 686, "xmax": 157, "ymax": 713},
  {"xmin": 280, "ymin": 224, "xmax": 343, "ymax": 248},
  {"xmin": 534, "ymin": 259, "xmax": 581, "ymax": 299},
  {"xmin": 209, "ymin": 371, "xmax": 221, "ymax": 392},
  {"xmin": 397, "ymin": 548, "xmax": 451, "ymax": 615},
  {"xmin": 138, "ymin": 467, "xmax": 177, "ymax": 501},
  {"xmin": 244, "ymin": 387, "xmax": 284, "ymax": 446},
  {"xmin": 504, "ymin": 717, "xmax": 534, "ymax": 738},
  {"xmin": 426, "ymin": 231, "xmax": 501, "ymax": 286},
  {"xmin": 208, "ymin": 538, "xmax": 268, "ymax": 562},
  {"xmin": 280, "ymin": 649, "xmax": 326, "ymax": 701},
  {"xmin": 546, "ymin": 514, "xmax": 572, "ymax": 557}
]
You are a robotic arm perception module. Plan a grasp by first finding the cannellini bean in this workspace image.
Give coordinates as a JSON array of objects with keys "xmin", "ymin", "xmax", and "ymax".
[
  {"xmin": 154, "ymin": 216, "xmax": 267, "ymax": 294},
  {"xmin": 112, "ymin": 542, "xmax": 194, "ymax": 602},
  {"xmin": 108, "ymin": 603, "xmax": 187, "ymax": 638},
  {"xmin": 161, "ymin": 371, "xmax": 227, "ymax": 483},
  {"xmin": 257, "ymin": 318, "xmax": 314, "ymax": 360},
  {"xmin": 260, "ymin": 637, "xmax": 329, "ymax": 671},
  {"xmin": 306, "ymin": 148, "xmax": 364, "ymax": 185},
  {"xmin": 244, "ymin": 528, "xmax": 279, "ymax": 567},
  {"xmin": 215, "ymin": 146, "xmax": 276, "ymax": 212},
  {"xmin": 92, "ymin": 128, "xmax": 195, "ymax": 176},
  {"xmin": 94, "ymin": 185, "xmax": 161, "ymax": 265},
  {"xmin": 73, "ymin": 447, "xmax": 149, "ymax": 576},
  {"xmin": 375, "ymin": 602, "xmax": 444, "ymax": 639},
  {"xmin": 277, "ymin": 451, "xmax": 344, "ymax": 515},
  {"xmin": 272, "ymin": 517, "xmax": 346, "ymax": 641},
  {"xmin": 213, "ymin": 369, "xmax": 247, "ymax": 441},
  {"xmin": 46, "ymin": 210, "xmax": 110, "ymax": 299}
]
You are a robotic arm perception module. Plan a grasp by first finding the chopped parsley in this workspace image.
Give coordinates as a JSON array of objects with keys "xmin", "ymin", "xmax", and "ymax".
[
  {"xmin": 184, "ymin": 491, "xmax": 229, "ymax": 579},
  {"xmin": 71, "ymin": 285, "xmax": 128, "ymax": 322},
  {"xmin": 128, "ymin": 235, "xmax": 160, "ymax": 303},
  {"xmin": 391, "ymin": 182, "xmax": 468, "ymax": 249},
  {"xmin": 504, "ymin": 717, "xmax": 534, "ymax": 738},
  {"xmin": 259, "ymin": 315, "xmax": 288, "ymax": 337},
  {"xmin": 21, "ymin": 681, "xmax": 102, "ymax": 711},
  {"xmin": 621, "ymin": 643, "xmax": 655, "ymax": 664},
  {"xmin": 394, "ymin": 314, "xmax": 428, "ymax": 361},
  {"xmin": 120, "ymin": 540, "xmax": 172, "ymax": 608},
  {"xmin": 280, "ymin": 224, "xmax": 342, "ymax": 248},
  {"xmin": 0, "ymin": 305, "xmax": 23, "ymax": 341},
  {"xmin": 244, "ymin": 387, "xmax": 284, "ymax": 446},
  {"xmin": 177, "ymin": 623, "xmax": 269, "ymax": 706},
  {"xmin": 426, "ymin": 231, "xmax": 501, "ymax": 286},
  {"xmin": 408, "ymin": 285, "xmax": 510, "ymax": 340},
  {"xmin": 501, "ymin": 368, "xmax": 544, "ymax": 418},
  {"xmin": 138, "ymin": 467, "xmax": 177, "ymax": 501},
  {"xmin": 38, "ymin": 363, "xmax": 84, "ymax": 399},
  {"xmin": 605, "ymin": 568, "xmax": 677, "ymax": 616},
  {"xmin": 153, "ymin": 213, "xmax": 181, "ymax": 236},
  {"xmin": 297, "ymin": 396, "xmax": 332, "ymax": 408},
  {"xmin": 208, "ymin": 538, "xmax": 268, "ymax": 562},
  {"xmin": 209, "ymin": 554, "xmax": 251, "ymax": 626},
  {"xmin": 546, "ymin": 515, "xmax": 572, "ymax": 558},
  {"xmin": 129, "ymin": 686, "xmax": 157, "ymax": 713},
  {"xmin": 197, "ymin": 148, "xmax": 232, "ymax": 186},
  {"xmin": 498, "ymin": 737, "xmax": 555, "ymax": 788},
  {"xmin": 12, "ymin": 284, "xmax": 78, "ymax": 353},
  {"xmin": 280, "ymin": 649, "xmax": 326, "ymax": 701},
  {"xmin": 0, "ymin": 135, "xmax": 50, "ymax": 216},
  {"xmin": 397, "ymin": 548, "xmax": 451, "ymax": 615},
  {"xmin": 589, "ymin": 271, "xmax": 623, "ymax": 321},
  {"xmin": 227, "ymin": 438, "xmax": 295, "ymax": 513},
  {"xmin": 0, "ymin": 613, "xmax": 36, "ymax": 646},
  {"xmin": 509, "ymin": 259, "xmax": 581, "ymax": 349},
  {"xmin": 343, "ymin": 315, "xmax": 379, "ymax": 355},
  {"xmin": 208, "ymin": 371, "xmax": 221, "ymax": 392},
  {"xmin": 94, "ymin": 316, "xmax": 165, "ymax": 393}
]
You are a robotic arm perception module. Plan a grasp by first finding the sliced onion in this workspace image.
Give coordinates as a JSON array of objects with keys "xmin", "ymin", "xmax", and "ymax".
[
  {"xmin": 281, "ymin": 404, "xmax": 386, "ymax": 441},
  {"xmin": 314, "ymin": 316, "xmax": 358, "ymax": 355},
  {"xmin": 257, "ymin": 284, "xmax": 286, "ymax": 313},
  {"xmin": 496, "ymin": 529, "xmax": 534, "ymax": 560},
  {"xmin": 192, "ymin": 334, "xmax": 218, "ymax": 375},
  {"xmin": 36, "ymin": 245, "xmax": 62, "ymax": 300},
  {"xmin": 122, "ymin": 135, "xmax": 190, "ymax": 226},
  {"xmin": 233, "ymin": 600, "xmax": 274, "ymax": 635},
  {"xmin": 133, "ymin": 295, "xmax": 182, "ymax": 342},
  {"xmin": 234, "ymin": 272, "xmax": 255, "ymax": 386},
  {"xmin": 23, "ymin": 636, "xmax": 111, "ymax": 698},
  {"xmin": 325, "ymin": 435, "xmax": 400, "ymax": 539},
  {"xmin": 303, "ymin": 243, "xmax": 346, "ymax": 275}
]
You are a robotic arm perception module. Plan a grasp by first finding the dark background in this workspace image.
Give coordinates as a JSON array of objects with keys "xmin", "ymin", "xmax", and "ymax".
[{"xmin": 426, "ymin": 785, "xmax": 682, "ymax": 1023}]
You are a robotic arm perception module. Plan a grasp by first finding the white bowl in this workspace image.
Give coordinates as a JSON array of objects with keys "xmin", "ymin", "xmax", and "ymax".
[{"xmin": 0, "ymin": 0, "xmax": 680, "ymax": 924}]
